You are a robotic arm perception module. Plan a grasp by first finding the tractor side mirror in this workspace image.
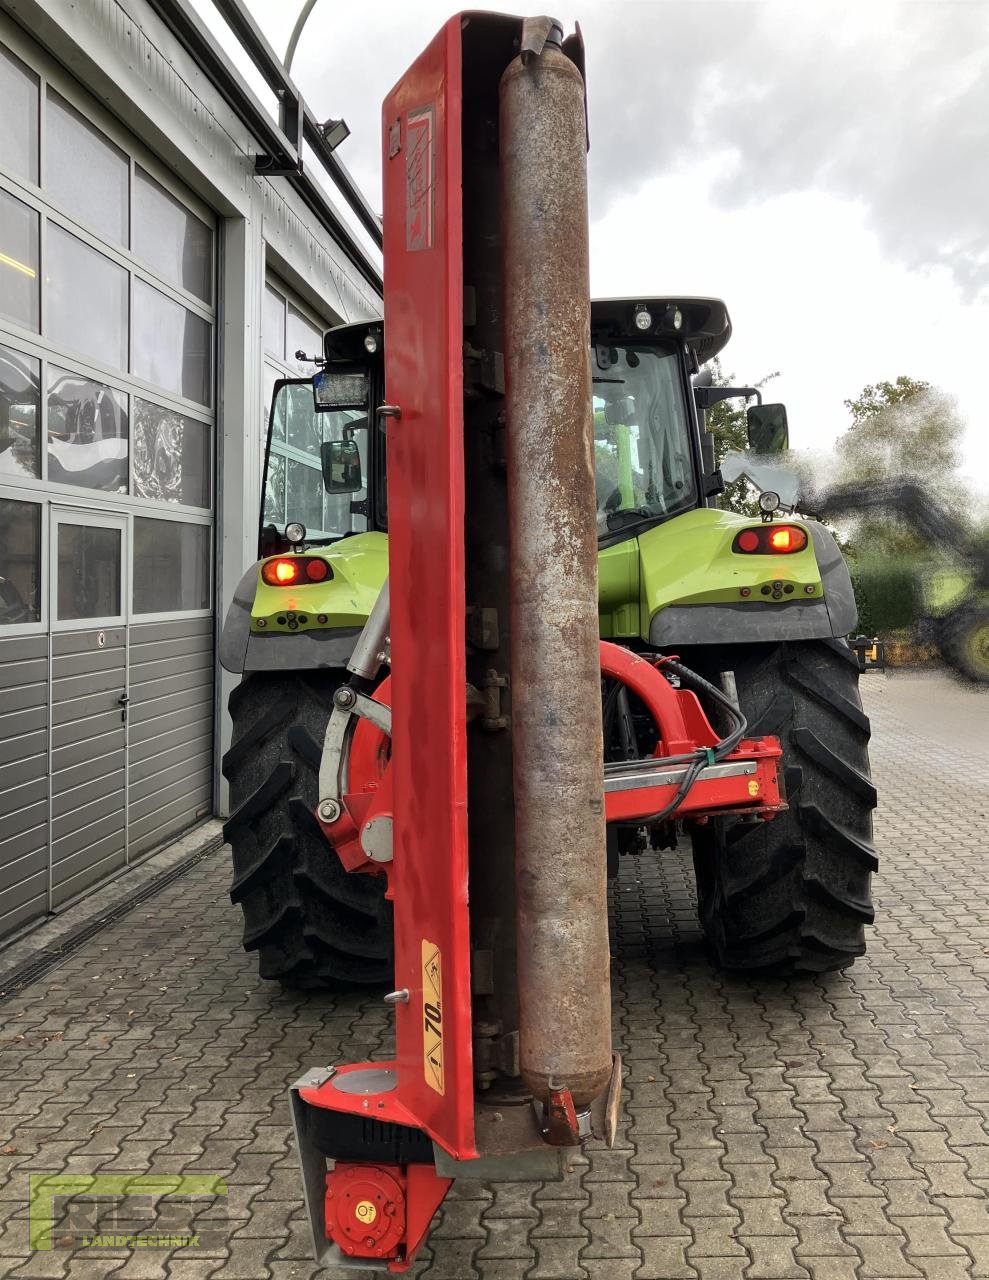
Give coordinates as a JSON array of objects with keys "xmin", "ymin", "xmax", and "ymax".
[
  {"xmin": 746, "ymin": 403, "xmax": 789, "ymax": 453},
  {"xmin": 321, "ymin": 439, "xmax": 363, "ymax": 494}
]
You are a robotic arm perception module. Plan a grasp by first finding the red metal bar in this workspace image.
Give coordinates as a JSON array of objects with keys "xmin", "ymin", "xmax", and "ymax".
[{"xmin": 303, "ymin": 14, "xmax": 476, "ymax": 1162}]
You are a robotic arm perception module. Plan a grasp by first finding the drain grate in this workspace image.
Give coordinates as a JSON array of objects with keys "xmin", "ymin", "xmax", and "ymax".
[{"xmin": 0, "ymin": 837, "xmax": 223, "ymax": 1003}]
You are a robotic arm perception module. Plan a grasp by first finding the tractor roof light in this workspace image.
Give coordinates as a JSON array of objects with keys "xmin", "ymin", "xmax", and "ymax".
[
  {"xmin": 758, "ymin": 489, "xmax": 781, "ymax": 515},
  {"xmin": 662, "ymin": 304, "xmax": 683, "ymax": 332},
  {"xmin": 363, "ymin": 331, "xmax": 379, "ymax": 354},
  {"xmin": 633, "ymin": 305, "xmax": 653, "ymax": 331},
  {"xmin": 261, "ymin": 557, "xmax": 333, "ymax": 587},
  {"xmin": 732, "ymin": 524, "xmax": 809, "ymax": 555},
  {"xmin": 285, "ymin": 521, "xmax": 306, "ymax": 544}
]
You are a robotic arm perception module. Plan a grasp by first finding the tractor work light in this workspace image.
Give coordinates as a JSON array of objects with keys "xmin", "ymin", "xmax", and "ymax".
[
  {"xmin": 285, "ymin": 522, "xmax": 307, "ymax": 544},
  {"xmin": 363, "ymin": 332, "xmax": 379, "ymax": 354},
  {"xmin": 633, "ymin": 305, "xmax": 652, "ymax": 331},
  {"xmin": 758, "ymin": 490, "xmax": 781, "ymax": 515},
  {"xmin": 732, "ymin": 524, "xmax": 809, "ymax": 555},
  {"xmin": 261, "ymin": 557, "xmax": 332, "ymax": 587}
]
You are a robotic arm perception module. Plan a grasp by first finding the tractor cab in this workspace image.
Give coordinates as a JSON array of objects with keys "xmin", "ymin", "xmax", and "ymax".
[
  {"xmin": 259, "ymin": 297, "xmax": 783, "ymax": 560},
  {"xmin": 260, "ymin": 319, "xmax": 386, "ymax": 558}
]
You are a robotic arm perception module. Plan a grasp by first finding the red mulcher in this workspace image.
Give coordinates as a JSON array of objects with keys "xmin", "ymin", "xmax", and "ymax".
[{"xmin": 289, "ymin": 13, "xmax": 785, "ymax": 1270}]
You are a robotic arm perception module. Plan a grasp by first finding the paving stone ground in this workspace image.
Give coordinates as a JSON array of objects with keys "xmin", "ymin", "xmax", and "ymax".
[{"xmin": 1, "ymin": 668, "xmax": 987, "ymax": 1280}]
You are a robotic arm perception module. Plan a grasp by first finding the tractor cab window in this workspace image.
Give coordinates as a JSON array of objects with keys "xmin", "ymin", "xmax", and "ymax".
[
  {"xmin": 263, "ymin": 380, "xmax": 368, "ymax": 541},
  {"xmin": 593, "ymin": 344, "xmax": 695, "ymax": 533}
]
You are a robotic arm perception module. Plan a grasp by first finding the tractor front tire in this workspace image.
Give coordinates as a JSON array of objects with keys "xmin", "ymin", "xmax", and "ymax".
[
  {"xmin": 222, "ymin": 672, "xmax": 392, "ymax": 988},
  {"xmin": 690, "ymin": 638, "xmax": 877, "ymax": 974},
  {"xmin": 939, "ymin": 605, "xmax": 989, "ymax": 683}
]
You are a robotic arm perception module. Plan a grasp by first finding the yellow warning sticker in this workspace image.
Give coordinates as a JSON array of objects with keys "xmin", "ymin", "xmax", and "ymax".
[
  {"xmin": 747, "ymin": 779, "xmax": 760, "ymax": 797},
  {"xmin": 421, "ymin": 939, "xmax": 444, "ymax": 1095},
  {"xmin": 355, "ymin": 1200, "xmax": 377, "ymax": 1225}
]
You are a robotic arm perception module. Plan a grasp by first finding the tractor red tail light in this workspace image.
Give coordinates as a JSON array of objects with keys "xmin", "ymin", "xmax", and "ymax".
[
  {"xmin": 261, "ymin": 557, "xmax": 332, "ymax": 586},
  {"xmin": 732, "ymin": 524, "xmax": 808, "ymax": 555}
]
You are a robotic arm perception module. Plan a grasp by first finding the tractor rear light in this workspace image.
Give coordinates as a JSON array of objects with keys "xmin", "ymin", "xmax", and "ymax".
[
  {"xmin": 732, "ymin": 524, "xmax": 808, "ymax": 555},
  {"xmin": 737, "ymin": 530, "xmax": 760, "ymax": 553},
  {"xmin": 261, "ymin": 557, "xmax": 333, "ymax": 586}
]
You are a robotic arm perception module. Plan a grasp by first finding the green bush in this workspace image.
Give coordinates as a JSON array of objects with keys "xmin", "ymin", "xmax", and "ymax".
[{"xmin": 848, "ymin": 558, "xmax": 919, "ymax": 635}]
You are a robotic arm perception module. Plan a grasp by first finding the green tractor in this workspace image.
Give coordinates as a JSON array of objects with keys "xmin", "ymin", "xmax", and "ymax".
[{"xmin": 219, "ymin": 297, "xmax": 876, "ymax": 986}]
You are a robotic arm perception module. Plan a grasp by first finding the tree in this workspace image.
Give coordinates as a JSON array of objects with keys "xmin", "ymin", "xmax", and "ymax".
[{"xmin": 836, "ymin": 376, "xmax": 967, "ymax": 559}]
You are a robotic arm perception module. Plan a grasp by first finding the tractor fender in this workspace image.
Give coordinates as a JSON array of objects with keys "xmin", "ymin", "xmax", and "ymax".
[
  {"xmin": 648, "ymin": 519, "xmax": 857, "ymax": 647},
  {"xmin": 219, "ymin": 563, "xmax": 362, "ymax": 674}
]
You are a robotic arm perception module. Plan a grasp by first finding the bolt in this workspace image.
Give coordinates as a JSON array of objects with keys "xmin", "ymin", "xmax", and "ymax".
[
  {"xmin": 335, "ymin": 686, "xmax": 357, "ymax": 708},
  {"xmin": 318, "ymin": 798, "xmax": 341, "ymax": 823}
]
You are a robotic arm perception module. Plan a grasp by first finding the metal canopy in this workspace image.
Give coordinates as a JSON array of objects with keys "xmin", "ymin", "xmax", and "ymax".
[{"xmin": 145, "ymin": 0, "xmax": 382, "ymax": 292}]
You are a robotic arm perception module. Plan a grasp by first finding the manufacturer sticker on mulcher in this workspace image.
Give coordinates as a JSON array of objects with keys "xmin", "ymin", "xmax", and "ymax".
[{"xmin": 421, "ymin": 939, "xmax": 444, "ymax": 1095}]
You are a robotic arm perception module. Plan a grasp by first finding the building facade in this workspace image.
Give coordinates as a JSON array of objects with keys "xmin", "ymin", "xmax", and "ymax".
[{"xmin": 0, "ymin": 0, "xmax": 380, "ymax": 943}]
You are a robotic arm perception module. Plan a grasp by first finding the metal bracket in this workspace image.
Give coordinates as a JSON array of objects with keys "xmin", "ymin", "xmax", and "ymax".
[
  {"xmin": 318, "ymin": 689, "xmax": 392, "ymax": 806},
  {"xmin": 255, "ymin": 87, "xmax": 304, "ymax": 175}
]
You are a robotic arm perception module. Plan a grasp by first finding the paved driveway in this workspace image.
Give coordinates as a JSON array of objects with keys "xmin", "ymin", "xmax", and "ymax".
[{"xmin": 1, "ymin": 670, "xmax": 988, "ymax": 1279}]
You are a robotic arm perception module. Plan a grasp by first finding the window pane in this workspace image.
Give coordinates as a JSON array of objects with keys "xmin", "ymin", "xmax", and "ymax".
[
  {"xmin": 263, "ymin": 284, "xmax": 285, "ymax": 358},
  {"xmin": 0, "ymin": 344, "xmax": 40, "ymax": 478},
  {"xmin": 264, "ymin": 362, "xmax": 285, "ymax": 442},
  {"xmin": 0, "ymin": 44, "xmax": 39, "ymax": 183},
  {"xmin": 134, "ymin": 167, "xmax": 212, "ymax": 303},
  {"xmin": 133, "ymin": 398, "xmax": 210, "ymax": 507},
  {"xmin": 133, "ymin": 279, "xmax": 211, "ymax": 406},
  {"xmin": 0, "ymin": 497, "xmax": 40, "ymax": 623},
  {"xmin": 263, "ymin": 451, "xmax": 285, "ymax": 526},
  {"xmin": 133, "ymin": 518, "xmax": 209, "ymax": 613},
  {"xmin": 286, "ymin": 305, "xmax": 321, "ymax": 374},
  {"xmin": 46, "ymin": 90, "xmax": 128, "ymax": 245},
  {"xmin": 47, "ymin": 225, "xmax": 128, "ymax": 369},
  {"xmin": 0, "ymin": 188, "xmax": 39, "ymax": 331},
  {"xmin": 56, "ymin": 523, "xmax": 121, "ymax": 620},
  {"xmin": 47, "ymin": 366, "xmax": 128, "ymax": 492},
  {"xmin": 285, "ymin": 457, "xmax": 324, "ymax": 534}
]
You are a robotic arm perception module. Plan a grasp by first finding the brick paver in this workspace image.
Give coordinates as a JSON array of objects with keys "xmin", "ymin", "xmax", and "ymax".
[{"xmin": 1, "ymin": 670, "xmax": 987, "ymax": 1278}]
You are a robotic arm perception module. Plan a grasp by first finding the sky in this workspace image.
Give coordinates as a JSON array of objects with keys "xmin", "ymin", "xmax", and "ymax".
[{"xmin": 200, "ymin": 0, "xmax": 989, "ymax": 494}]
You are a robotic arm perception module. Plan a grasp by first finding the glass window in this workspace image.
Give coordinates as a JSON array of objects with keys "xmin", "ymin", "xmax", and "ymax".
[
  {"xmin": 46, "ymin": 90, "xmax": 128, "ymax": 245},
  {"xmin": 47, "ymin": 366, "xmax": 128, "ymax": 493},
  {"xmin": 286, "ymin": 305, "xmax": 322, "ymax": 374},
  {"xmin": 0, "ymin": 188, "xmax": 40, "ymax": 331},
  {"xmin": 264, "ymin": 362, "xmax": 285, "ymax": 442},
  {"xmin": 133, "ymin": 279, "xmax": 211, "ymax": 406},
  {"xmin": 263, "ymin": 284, "xmax": 285, "ymax": 358},
  {"xmin": 0, "ymin": 497, "xmax": 41, "ymax": 624},
  {"xmin": 285, "ymin": 456, "xmax": 325, "ymax": 534},
  {"xmin": 134, "ymin": 167, "xmax": 212, "ymax": 303},
  {"xmin": 133, "ymin": 518, "xmax": 209, "ymax": 613},
  {"xmin": 0, "ymin": 344, "xmax": 41, "ymax": 478},
  {"xmin": 133, "ymin": 398, "xmax": 210, "ymax": 508},
  {"xmin": 47, "ymin": 225, "xmax": 128, "ymax": 369},
  {"xmin": 272, "ymin": 379, "xmax": 323, "ymax": 458},
  {"xmin": 0, "ymin": 44, "xmax": 39, "ymax": 183},
  {"xmin": 593, "ymin": 344, "xmax": 696, "ymax": 528},
  {"xmin": 56, "ymin": 522, "xmax": 121, "ymax": 620},
  {"xmin": 263, "ymin": 451, "xmax": 285, "ymax": 526}
]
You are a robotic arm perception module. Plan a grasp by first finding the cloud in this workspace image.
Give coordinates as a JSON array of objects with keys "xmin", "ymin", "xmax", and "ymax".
[{"xmin": 579, "ymin": 1, "xmax": 989, "ymax": 300}]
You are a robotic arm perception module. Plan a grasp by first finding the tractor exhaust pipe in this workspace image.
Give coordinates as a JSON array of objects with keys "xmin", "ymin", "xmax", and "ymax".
[{"xmin": 500, "ymin": 18, "xmax": 612, "ymax": 1114}]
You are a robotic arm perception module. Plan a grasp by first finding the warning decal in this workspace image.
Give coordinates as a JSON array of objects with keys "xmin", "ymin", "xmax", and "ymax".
[{"xmin": 421, "ymin": 939, "xmax": 444, "ymax": 1095}]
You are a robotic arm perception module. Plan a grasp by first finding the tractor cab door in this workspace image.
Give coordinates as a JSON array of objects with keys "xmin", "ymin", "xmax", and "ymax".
[{"xmin": 260, "ymin": 378, "xmax": 373, "ymax": 558}]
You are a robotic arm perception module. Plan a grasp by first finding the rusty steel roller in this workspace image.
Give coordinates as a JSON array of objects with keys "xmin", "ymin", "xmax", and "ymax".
[{"xmin": 499, "ymin": 17, "xmax": 612, "ymax": 1112}]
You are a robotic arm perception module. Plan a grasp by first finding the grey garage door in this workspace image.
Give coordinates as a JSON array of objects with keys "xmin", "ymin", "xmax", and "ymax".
[{"xmin": 0, "ymin": 503, "xmax": 214, "ymax": 942}]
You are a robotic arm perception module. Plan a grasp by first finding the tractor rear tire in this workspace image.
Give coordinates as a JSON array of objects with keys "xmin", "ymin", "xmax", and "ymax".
[
  {"xmin": 222, "ymin": 671, "xmax": 392, "ymax": 989},
  {"xmin": 689, "ymin": 638, "xmax": 877, "ymax": 974}
]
